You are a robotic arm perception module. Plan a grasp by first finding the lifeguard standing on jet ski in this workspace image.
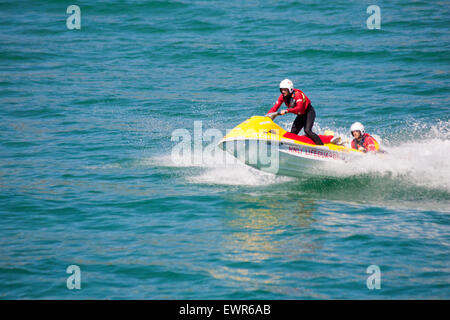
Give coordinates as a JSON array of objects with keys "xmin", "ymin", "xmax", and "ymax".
[
  {"xmin": 350, "ymin": 122, "xmax": 379, "ymax": 152},
  {"xmin": 267, "ymin": 79, "xmax": 323, "ymax": 145}
]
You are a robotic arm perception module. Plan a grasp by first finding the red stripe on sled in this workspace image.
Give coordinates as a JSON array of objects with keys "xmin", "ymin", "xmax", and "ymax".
[{"xmin": 283, "ymin": 132, "xmax": 333, "ymax": 145}]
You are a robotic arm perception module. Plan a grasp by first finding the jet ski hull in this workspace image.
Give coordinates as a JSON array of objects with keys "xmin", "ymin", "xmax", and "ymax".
[
  {"xmin": 218, "ymin": 138, "xmax": 351, "ymax": 177},
  {"xmin": 218, "ymin": 116, "xmax": 364, "ymax": 177}
]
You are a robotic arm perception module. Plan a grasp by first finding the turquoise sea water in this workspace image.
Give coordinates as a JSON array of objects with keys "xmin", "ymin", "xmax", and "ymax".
[{"xmin": 0, "ymin": 0, "xmax": 449, "ymax": 299}]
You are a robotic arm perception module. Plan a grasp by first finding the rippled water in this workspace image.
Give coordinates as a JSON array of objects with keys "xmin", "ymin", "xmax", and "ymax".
[{"xmin": 0, "ymin": 0, "xmax": 449, "ymax": 299}]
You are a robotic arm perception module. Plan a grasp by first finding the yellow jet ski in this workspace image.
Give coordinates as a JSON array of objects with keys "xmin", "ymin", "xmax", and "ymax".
[{"xmin": 218, "ymin": 115, "xmax": 379, "ymax": 177}]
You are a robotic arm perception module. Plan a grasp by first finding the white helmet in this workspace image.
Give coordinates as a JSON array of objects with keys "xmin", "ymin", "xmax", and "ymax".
[
  {"xmin": 350, "ymin": 122, "xmax": 365, "ymax": 135},
  {"xmin": 279, "ymin": 79, "xmax": 294, "ymax": 93}
]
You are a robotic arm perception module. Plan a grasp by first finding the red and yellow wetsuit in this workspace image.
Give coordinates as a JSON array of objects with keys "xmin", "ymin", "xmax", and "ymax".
[
  {"xmin": 351, "ymin": 133, "xmax": 379, "ymax": 152},
  {"xmin": 267, "ymin": 88, "xmax": 311, "ymax": 115}
]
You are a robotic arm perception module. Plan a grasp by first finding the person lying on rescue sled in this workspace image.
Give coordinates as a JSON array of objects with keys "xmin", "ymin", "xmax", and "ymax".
[
  {"xmin": 266, "ymin": 79, "xmax": 323, "ymax": 145},
  {"xmin": 350, "ymin": 122, "xmax": 379, "ymax": 153}
]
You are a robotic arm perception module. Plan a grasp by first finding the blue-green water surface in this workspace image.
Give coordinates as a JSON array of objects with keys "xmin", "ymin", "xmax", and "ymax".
[{"xmin": 0, "ymin": 0, "xmax": 449, "ymax": 299}]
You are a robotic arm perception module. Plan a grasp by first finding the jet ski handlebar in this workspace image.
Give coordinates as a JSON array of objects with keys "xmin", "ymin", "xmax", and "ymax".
[{"xmin": 266, "ymin": 111, "xmax": 282, "ymax": 120}]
